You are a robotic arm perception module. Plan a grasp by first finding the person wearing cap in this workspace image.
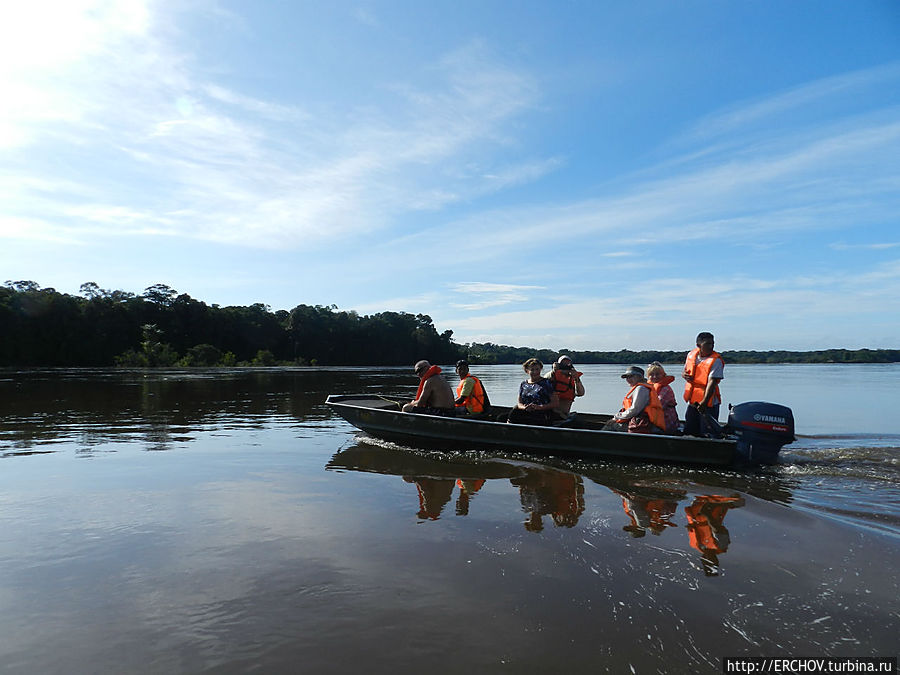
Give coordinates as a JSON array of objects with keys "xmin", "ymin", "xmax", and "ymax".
[
  {"xmin": 604, "ymin": 365, "xmax": 665, "ymax": 434},
  {"xmin": 402, "ymin": 359, "xmax": 456, "ymax": 416},
  {"xmin": 547, "ymin": 355, "xmax": 585, "ymax": 418},
  {"xmin": 681, "ymin": 332, "xmax": 725, "ymax": 436},
  {"xmin": 454, "ymin": 360, "xmax": 490, "ymax": 417}
]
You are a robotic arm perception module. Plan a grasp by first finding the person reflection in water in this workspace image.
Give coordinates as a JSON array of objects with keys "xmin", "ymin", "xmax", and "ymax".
[
  {"xmin": 455, "ymin": 479, "xmax": 485, "ymax": 516},
  {"xmin": 614, "ymin": 488, "xmax": 683, "ymax": 538},
  {"xmin": 684, "ymin": 494, "xmax": 745, "ymax": 576},
  {"xmin": 402, "ymin": 477, "xmax": 456, "ymax": 520},
  {"xmin": 511, "ymin": 468, "xmax": 585, "ymax": 532}
]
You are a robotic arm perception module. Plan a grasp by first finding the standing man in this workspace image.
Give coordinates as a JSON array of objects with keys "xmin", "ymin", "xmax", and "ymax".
[
  {"xmin": 682, "ymin": 332, "xmax": 724, "ymax": 436},
  {"xmin": 402, "ymin": 360, "xmax": 456, "ymax": 416},
  {"xmin": 548, "ymin": 355, "xmax": 585, "ymax": 418},
  {"xmin": 454, "ymin": 360, "xmax": 490, "ymax": 417}
]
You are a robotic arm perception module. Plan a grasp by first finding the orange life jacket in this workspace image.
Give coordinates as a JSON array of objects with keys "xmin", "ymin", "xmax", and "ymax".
[
  {"xmin": 685, "ymin": 495, "xmax": 742, "ymax": 553},
  {"xmin": 549, "ymin": 369, "xmax": 582, "ymax": 401},
  {"xmin": 622, "ymin": 382, "xmax": 665, "ymax": 431},
  {"xmin": 455, "ymin": 374, "xmax": 486, "ymax": 413},
  {"xmin": 649, "ymin": 374, "xmax": 676, "ymax": 396},
  {"xmin": 415, "ymin": 365, "xmax": 442, "ymax": 401},
  {"xmin": 682, "ymin": 348, "xmax": 723, "ymax": 407}
]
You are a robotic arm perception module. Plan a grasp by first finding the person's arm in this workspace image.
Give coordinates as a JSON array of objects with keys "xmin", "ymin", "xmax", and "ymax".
[
  {"xmin": 682, "ymin": 351, "xmax": 695, "ymax": 382},
  {"xmin": 695, "ymin": 358, "xmax": 724, "ymax": 408},
  {"xmin": 616, "ymin": 386, "xmax": 648, "ymax": 420},
  {"xmin": 455, "ymin": 378, "xmax": 474, "ymax": 405},
  {"xmin": 573, "ymin": 373, "xmax": 585, "ymax": 397}
]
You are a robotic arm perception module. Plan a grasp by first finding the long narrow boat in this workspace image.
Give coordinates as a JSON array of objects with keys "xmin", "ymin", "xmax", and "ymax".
[{"xmin": 326, "ymin": 395, "xmax": 796, "ymax": 467}]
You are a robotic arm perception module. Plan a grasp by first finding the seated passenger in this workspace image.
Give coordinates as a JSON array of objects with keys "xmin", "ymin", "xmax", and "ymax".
[
  {"xmin": 603, "ymin": 366, "xmax": 665, "ymax": 434},
  {"xmin": 507, "ymin": 358, "xmax": 559, "ymax": 426},
  {"xmin": 646, "ymin": 361, "xmax": 679, "ymax": 434},
  {"xmin": 454, "ymin": 360, "xmax": 490, "ymax": 417},
  {"xmin": 548, "ymin": 355, "xmax": 585, "ymax": 418},
  {"xmin": 402, "ymin": 359, "xmax": 455, "ymax": 416}
]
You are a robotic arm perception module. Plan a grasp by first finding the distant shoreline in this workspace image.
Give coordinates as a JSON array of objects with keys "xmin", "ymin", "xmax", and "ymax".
[
  {"xmin": 462, "ymin": 346, "xmax": 900, "ymax": 366},
  {"xmin": 2, "ymin": 282, "xmax": 897, "ymax": 367}
]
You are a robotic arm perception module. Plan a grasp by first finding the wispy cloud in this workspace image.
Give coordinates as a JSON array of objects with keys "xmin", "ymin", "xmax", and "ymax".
[
  {"xmin": 449, "ymin": 259, "xmax": 900, "ymax": 350},
  {"xmin": 0, "ymin": 8, "xmax": 553, "ymax": 249},
  {"xmin": 830, "ymin": 242, "xmax": 900, "ymax": 251},
  {"xmin": 677, "ymin": 62, "xmax": 900, "ymax": 144},
  {"xmin": 385, "ymin": 104, "xmax": 900, "ymax": 266},
  {"xmin": 449, "ymin": 282, "xmax": 544, "ymax": 310}
]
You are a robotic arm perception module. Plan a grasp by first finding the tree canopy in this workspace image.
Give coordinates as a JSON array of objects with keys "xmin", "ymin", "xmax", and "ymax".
[
  {"xmin": 0, "ymin": 281, "xmax": 460, "ymax": 367},
  {"xmin": 1, "ymin": 281, "xmax": 897, "ymax": 367}
]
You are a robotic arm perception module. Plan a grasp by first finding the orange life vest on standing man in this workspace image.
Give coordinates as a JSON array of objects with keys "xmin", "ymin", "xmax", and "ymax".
[
  {"xmin": 622, "ymin": 383, "xmax": 665, "ymax": 431},
  {"xmin": 682, "ymin": 348, "xmax": 724, "ymax": 407}
]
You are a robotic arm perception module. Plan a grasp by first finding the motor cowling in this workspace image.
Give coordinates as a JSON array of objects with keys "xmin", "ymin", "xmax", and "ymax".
[{"xmin": 727, "ymin": 402, "xmax": 795, "ymax": 464}]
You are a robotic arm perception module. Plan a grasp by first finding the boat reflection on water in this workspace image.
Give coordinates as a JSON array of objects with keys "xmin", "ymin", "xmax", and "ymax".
[{"xmin": 327, "ymin": 441, "xmax": 796, "ymax": 574}]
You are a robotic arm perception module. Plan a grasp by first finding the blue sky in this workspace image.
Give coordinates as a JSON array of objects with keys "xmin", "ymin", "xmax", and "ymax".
[{"xmin": 2, "ymin": 1, "xmax": 899, "ymax": 351}]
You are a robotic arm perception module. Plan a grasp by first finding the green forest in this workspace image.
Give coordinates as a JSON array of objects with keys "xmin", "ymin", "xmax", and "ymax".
[{"xmin": 2, "ymin": 281, "xmax": 898, "ymax": 367}]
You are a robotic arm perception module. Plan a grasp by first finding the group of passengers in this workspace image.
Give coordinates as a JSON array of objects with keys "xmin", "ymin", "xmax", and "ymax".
[{"xmin": 402, "ymin": 332, "xmax": 724, "ymax": 437}]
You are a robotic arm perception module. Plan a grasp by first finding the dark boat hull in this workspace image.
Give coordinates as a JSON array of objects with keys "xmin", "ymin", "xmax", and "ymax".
[{"xmin": 326, "ymin": 395, "xmax": 753, "ymax": 467}]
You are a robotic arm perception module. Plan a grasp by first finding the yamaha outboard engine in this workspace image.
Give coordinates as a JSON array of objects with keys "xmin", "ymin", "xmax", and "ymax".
[{"xmin": 727, "ymin": 402, "xmax": 795, "ymax": 465}]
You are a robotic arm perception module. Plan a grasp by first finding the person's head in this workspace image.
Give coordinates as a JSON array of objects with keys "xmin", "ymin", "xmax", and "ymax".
[
  {"xmin": 455, "ymin": 359, "xmax": 469, "ymax": 378},
  {"xmin": 523, "ymin": 357, "xmax": 543, "ymax": 379},
  {"xmin": 557, "ymin": 355, "xmax": 574, "ymax": 371},
  {"xmin": 414, "ymin": 360, "xmax": 431, "ymax": 377},
  {"xmin": 646, "ymin": 361, "xmax": 667, "ymax": 383},
  {"xmin": 620, "ymin": 365, "xmax": 645, "ymax": 385},
  {"xmin": 696, "ymin": 332, "xmax": 715, "ymax": 357}
]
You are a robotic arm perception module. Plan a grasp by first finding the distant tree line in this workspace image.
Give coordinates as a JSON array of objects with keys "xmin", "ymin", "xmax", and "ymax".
[
  {"xmin": 0, "ymin": 281, "xmax": 460, "ymax": 367},
  {"xmin": 1, "ymin": 281, "xmax": 898, "ymax": 367},
  {"xmin": 464, "ymin": 343, "xmax": 900, "ymax": 365}
]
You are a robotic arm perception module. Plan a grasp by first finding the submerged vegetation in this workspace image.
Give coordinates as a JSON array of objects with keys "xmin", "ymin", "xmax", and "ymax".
[{"xmin": 2, "ymin": 281, "xmax": 898, "ymax": 367}]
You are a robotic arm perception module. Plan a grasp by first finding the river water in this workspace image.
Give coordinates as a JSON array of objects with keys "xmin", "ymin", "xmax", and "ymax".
[{"xmin": 0, "ymin": 365, "xmax": 897, "ymax": 673}]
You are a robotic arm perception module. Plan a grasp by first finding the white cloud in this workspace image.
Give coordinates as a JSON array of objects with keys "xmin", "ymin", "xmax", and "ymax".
[
  {"xmin": 678, "ymin": 62, "xmax": 900, "ymax": 144},
  {"xmin": 448, "ymin": 282, "xmax": 544, "ymax": 310},
  {"xmin": 386, "ymin": 109, "xmax": 900, "ymax": 266},
  {"xmin": 0, "ymin": 10, "xmax": 553, "ymax": 250},
  {"xmin": 830, "ymin": 242, "xmax": 900, "ymax": 251}
]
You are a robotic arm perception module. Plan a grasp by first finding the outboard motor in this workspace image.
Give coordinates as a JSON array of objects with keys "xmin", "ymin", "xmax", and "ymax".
[{"xmin": 727, "ymin": 402, "xmax": 795, "ymax": 465}]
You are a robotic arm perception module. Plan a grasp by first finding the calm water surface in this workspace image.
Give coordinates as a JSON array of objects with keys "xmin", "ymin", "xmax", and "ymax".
[{"xmin": 0, "ymin": 365, "xmax": 897, "ymax": 674}]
